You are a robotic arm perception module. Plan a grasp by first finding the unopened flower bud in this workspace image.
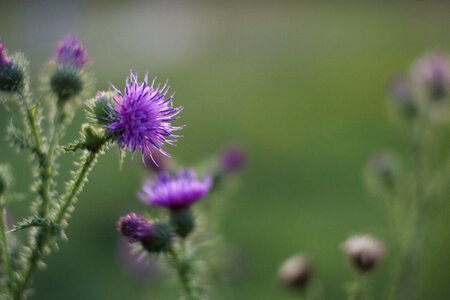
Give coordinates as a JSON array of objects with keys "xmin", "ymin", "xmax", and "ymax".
[
  {"xmin": 90, "ymin": 91, "xmax": 115, "ymax": 126},
  {"xmin": 117, "ymin": 213, "xmax": 172, "ymax": 254},
  {"xmin": 0, "ymin": 43, "xmax": 24, "ymax": 93},
  {"xmin": 365, "ymin": 151, "xmax": 398, "ymax": 193},
  {"xmin": 219, "ymin": 144, "xmax": 247, "ymax": 173},
  {"xmin": 50, "ymin": 66, "xmax": 83, "ymax": 103},
  {"xmin": 278, "ymin": 255, "xmax": 312, "ymax": 290},
  {"xmin": 141, "ymin": 222, "xmax": 172, "ymax": 253},
  {"xmin": 81, "ymin": 124, "xmax": 106, "ymax": 153},
  {"xmin": 412, "ymin": 51, "xmax": 450, "ymax": 102},
  {"xmin": 389, "ymin": 77, "xmax": 418, "ymax": 118},
  {"xmin": 170, "ymin": 208, "xmax": 195, "ymax": 238},
  {"xmin": 341, "ymin": 235, "xmax": 385, "ymax": 273}
]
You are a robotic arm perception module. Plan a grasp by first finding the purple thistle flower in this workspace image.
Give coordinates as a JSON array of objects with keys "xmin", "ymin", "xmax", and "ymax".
[
  {"xmin": 139, "ymin": 169, "xmax": 212, "ymax": 210},
  {"xmin": 0, "ymin": 43, "xmax": 11, "ymax": 68},
  {"xmin": 55, "ymin": 35, "xmax": 89, "ymax": 69},
  {"xmin": 220, "ymin": 144, "xmax": 247, "ymax": 173},
  {"xmin": 411, "ymin": 51, "xmax": 450, "ymax": 100},
  {"xmin": 106, "ymin": 71, "xmax": 183, "ymax": 162},
  {"xmin": 117, "ymin": 213, "xmax": 153, "ymax": 243}
]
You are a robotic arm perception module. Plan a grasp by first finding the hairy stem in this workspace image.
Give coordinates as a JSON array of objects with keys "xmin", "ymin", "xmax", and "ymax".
[
  {"xmin": 169, "ymin": 247, "xmax": 200, "ymax": 300},
  {"xmin": 0, "ymin": 202, "xmax": 12, "ymax": 296},
  {"xmin": 55, "ymin": 151, "xmax": 99, "ymax": 224},
  {"xmin": 13, "ymin": 150, "xmax": 101, "ymax": 299}
]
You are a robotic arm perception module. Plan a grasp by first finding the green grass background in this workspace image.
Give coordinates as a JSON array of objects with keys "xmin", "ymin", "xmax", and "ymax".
[{"xmin": 1, "ymin": 1, "xmax": 450, "ymax": 299}]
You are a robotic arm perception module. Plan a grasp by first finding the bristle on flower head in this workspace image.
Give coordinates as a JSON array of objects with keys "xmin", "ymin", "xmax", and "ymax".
[
  {"xmin": 55, "ymin": 34, "xmax": 89, "ymax": 69},
  {"xmin": 139, "ymin": 169, "xmax": 211, "ymax": 210},
  {"xmin": 106, "ymin": 71, "xmax": 183, "ymax": 162}
]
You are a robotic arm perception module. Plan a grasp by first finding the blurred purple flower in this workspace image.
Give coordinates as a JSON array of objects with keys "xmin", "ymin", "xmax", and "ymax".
[
  {"xmin": 117, "ymin": 213, "xmax": 153, "ymax": 243},
  {"xmin": 0, "ymin": 43, "xmax": 11, "ymax": 68},
  {"xmin": 107, "ymin": 71, "xmax": 183, "ymax": 163},
  {"xmin": 55, "ymin": 34, "xmax": 89, "ymax": 69},
  {"xmin": 219, "ymin": 144, "xmax": 247, "ymax": 173},
  {"xmin": 411, "ymin": 51, "xmax": 450, "ymax": 100},
  {"xmin": 139, "ymin": 169, "xmax": 211, "ymax": 210}
]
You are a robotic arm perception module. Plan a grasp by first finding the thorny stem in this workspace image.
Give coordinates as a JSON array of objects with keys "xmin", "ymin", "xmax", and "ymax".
[
  {"xmin": 14, "ymin": 150, "xmax": 102, "ymax": 299},
  {"xmin": 55, "ymin": 151, "xmax": 99, "ymax": 224},
  {"xmin": 168, "ymin": 246, "xmax": 200, "ymax": 300},
  {"xmin": 0, "ymin": 200, "xmax": 12, "ymax": 296}
]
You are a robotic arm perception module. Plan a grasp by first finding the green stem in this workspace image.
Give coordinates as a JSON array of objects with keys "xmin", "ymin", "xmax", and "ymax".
[
  {"xmin": 0, "ymin": 203, "xmax": 12, "ymax": 296},
  {"xmin": 168, "ymin": 247, "xmax": 199, "ymax": 300},
  {"xmin": 13, "ymin": 151, "xmax": 101, "ymax": 299},
  {"xmin": 347, "ymin": 275, "xmax": 365, "ymax": 300},
  {"xmin": 55, "ymin": 151, "xmax": 98, "ymax": 224}
]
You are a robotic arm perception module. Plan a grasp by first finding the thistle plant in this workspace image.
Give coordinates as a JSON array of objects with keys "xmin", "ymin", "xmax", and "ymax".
[
  {"xmin": 277, "ymin": 50, "xmax": 449, "ymax": 300},
  {"xmin": 0, "ymin": 36, "xmax": 185, "ymax": 299}
]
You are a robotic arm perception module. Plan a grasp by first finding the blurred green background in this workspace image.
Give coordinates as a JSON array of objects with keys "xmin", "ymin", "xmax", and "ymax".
[{"xmin": 1, "ymin": 1, "xmax": 450, "ymax": 299}]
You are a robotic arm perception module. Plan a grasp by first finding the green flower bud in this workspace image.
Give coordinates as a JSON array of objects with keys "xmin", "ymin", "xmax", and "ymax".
[
  {"xmin": 0, "ymin": 63, "xmax": 24, "ymax": 93},
  {"xmin": 90, "ymin": 91, "xmax": 115, "ymax": 126},
  {"xmin": 50, "ymin": 66, "xmax": 83, "ymax": 103},
  {"xmin": 142, "ymin": 222, "xmax": 172, "ymax": 253},
  {"xmin": 170, "ymin": 208, "xmax": 195, "ymax": 238}
]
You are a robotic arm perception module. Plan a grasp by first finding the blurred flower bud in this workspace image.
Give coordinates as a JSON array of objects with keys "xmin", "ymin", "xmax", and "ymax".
[
  {"xmin": 55, "ymin": 35, "xmax": 89, "ymax": 69},
  {"xmin": 365, "ymin": 150, "xmax": 398, "ymax": 194},
  {"xmin": 411, "ymin": 51, "xmax": 450, "ymax": 102},
  {"xmin": 0, "ymin": 43, "xmax": 24, "ymax": 93},
  {"xmin": 81, "ymin": 124, "xmax": 106, "ymax": 153},
  {"xmin": 170, "ymin": 208, "xmax": 195, "ymax": 238},
  {"xmin": 0, "ymin": 164, "xmax": 12, "ymax": 197},
  {"xmin": 341, "ymin": 235, "xmax": 385, "ymax": 273},
  {"xmin": 278, "ymin": 255, "xmax": 312, "ymax": 290},
  {"xmin": 219, "ymin": 144, "xmax": 247, "ymax": 174},
  {"xmin": 117, "ymin": 213, "xmax": 172, "ymax": 253},
  {"xmin": 389, "ymin": 77, "xmax": 418, "ymax": 119},
  {"xmin": 141, "ymin": 222, "xmax": 172, "ymax": 253},
  {"xmin": 50, "ymin": 66, "xmax": 83, "ymax": 103}
]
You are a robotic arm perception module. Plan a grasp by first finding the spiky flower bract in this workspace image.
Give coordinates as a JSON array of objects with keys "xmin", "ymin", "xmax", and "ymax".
[
  {"xmin": 55, "ymin": 34, "xmax": 89, "ymax": 69},
  {"xmin": 140, "ymin": 169, "xmax": 211, "ymax": 210},
  {"xmin": 106, "ymin": 71, "xmax": 183, "ymax": 162}
]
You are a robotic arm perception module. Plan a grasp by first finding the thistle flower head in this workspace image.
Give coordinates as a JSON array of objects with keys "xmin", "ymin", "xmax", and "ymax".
[
  {"xmin": 342, "ymin": 235, "xmax": 385, "ymax": 273},
  {"xmin": 220, "ymin": 144, "xmax": 247, "ymax": 173},
  {"xmin": 389, "ymin": 77, "xmax": 417, "ymax": 118},
  {"xmin": 117, "ymin": 213, "xmax": 153, "ymax": 243},
  {"xmin": 278, "ymin": 255, "xmax": 312, "ymax": 290},
  {"xmin": 412, "ymin": 51, "xmax": 450, "ymax": 101},
  {"xmin": 139, "ymin": 169, "xmax": 211, "ymax": 210},
  {"xmin": 55, "ymin": 34, "xmax": 89, "ymax": 69},
  {"xmin": 0, "ymin": 43, "xmax": 11, "ymax": 68},
  {"xmin": 106, "ymin": 71, "xmax": 183, "ymax": 162}
]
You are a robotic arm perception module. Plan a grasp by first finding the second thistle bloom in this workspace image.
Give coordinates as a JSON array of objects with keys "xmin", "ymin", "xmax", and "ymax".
[
  {"xmin": 140, "ymin": 170, "xmax": 212, "ymax": 210},
  {"xmin": 106, "ymin": 72, "xmax": 183, "ymax": 161}
]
